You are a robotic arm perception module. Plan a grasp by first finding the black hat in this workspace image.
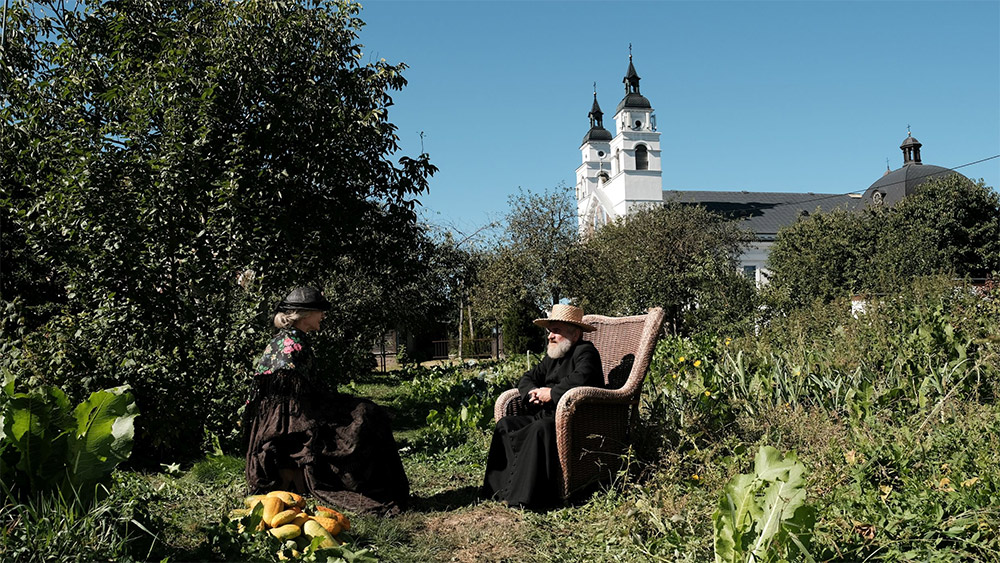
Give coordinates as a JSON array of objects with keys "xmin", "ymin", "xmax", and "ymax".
[{"xmin": 275, "ymin": 286, "xmax": 331, "ymax": 312}]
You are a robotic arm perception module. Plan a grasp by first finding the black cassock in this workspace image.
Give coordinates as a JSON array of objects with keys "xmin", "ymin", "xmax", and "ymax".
[{"xmin": 482, "ymin": 340, "xmax": 603, "ymax": 508}]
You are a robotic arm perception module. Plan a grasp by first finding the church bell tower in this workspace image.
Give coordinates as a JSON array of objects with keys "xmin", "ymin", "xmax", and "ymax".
[
  {"xmin": 576, "ymin": 87, "xmax": 613, "ymax": 235},
  {"xmin": 603, "ymin": 51, "xmax": 663, "ymax": 219}
]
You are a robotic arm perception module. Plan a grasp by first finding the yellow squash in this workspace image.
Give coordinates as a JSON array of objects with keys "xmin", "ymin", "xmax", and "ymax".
[
  {"xmin": 269, "ymin": 523, "xmax": 302, "ymax": 541},
  {"xmin": 267, "ymin": 490, "xmax": 305, "ymax": 509},
  {"xmin": 315, "ymin": 505, "xmax": 351, "ymax": 531},
  {"xmin": 258, "ymin": 496, "xmax": 286, "ymax": 528},
  {"xmin": 244, "ymin": 494, "xmax": 267, "ymax": 509},
  {"xmin": 311, "ymin": 515, "xmax": 342, "ymax": 536},
  {"xmin": 302, "ymin": 519, "xmax": 340, "ymax": 549},
  {"xmin": 270, "ymin": 508, "xmax": 301, "ymax": 528}
]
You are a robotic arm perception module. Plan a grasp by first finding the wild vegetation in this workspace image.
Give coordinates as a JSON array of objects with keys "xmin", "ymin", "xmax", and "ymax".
[
  {"xmin": 3, "ymin": 1, "xmax": 999, "ymax": 562},
  {"xmin": 767, "ymin": 174, "xmax": 1000, "ymax": 308},
  {"xmin": 3, "ymin": 276, "xmax": 997, "ymax": 561}
]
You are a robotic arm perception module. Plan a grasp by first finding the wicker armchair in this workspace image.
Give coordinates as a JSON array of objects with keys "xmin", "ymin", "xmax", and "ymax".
[{"xmin": 493, "ymin": 307, "xmax": 665, "ymax": 501}]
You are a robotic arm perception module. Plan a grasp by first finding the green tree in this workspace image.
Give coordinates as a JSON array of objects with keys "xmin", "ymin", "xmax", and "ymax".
[
  {"xmin": 870, "ymin": 175, "xmax": 1000, "ymax": 288},
  {"xmin": 1, "ymin": 0, "xmax": 436, "ymax": 460},
  {"xmin": 470, "ymin": 184, "xmax": 577, "ymax": 348},
  {"xmin": 499, "ymin": 297, "xmax": 546, "ymax": 355},
  {"xmin": 406, "ymin": 229, "xmax": 478, "ymax": 362},
  {"xmin": 567, "ymin": 203, "xmax": 753, "ymax": 333},
  {"xmin": 767, "ymin": 175, "xmax": 1000, "ymax": 307},
  {"xmin": 765, "ymin": 208, "xmax": 874, "ymax": 308}
]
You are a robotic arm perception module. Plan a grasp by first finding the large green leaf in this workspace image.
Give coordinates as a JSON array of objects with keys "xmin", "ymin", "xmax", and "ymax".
[
  {"xmin": 754, "ymin": 445, "xmax": 799, "ymax": 481},
  {"xmin": 714, "ymin": 473, "xmax": 759, "ymax": 563},
  {"xmin": 2, "ymin": 386, "xmax": 74, "ymax": 490},
  {"xmin": 751, "ymin": 462, "xmax": 807, "ymax": 560},
  {"xmin": 714, "ymin": 446, "xmax": 815, "ymax": 563},
  {"xmin": 66, "ymin": 385, "xmax": 137, "ymax": 485}
]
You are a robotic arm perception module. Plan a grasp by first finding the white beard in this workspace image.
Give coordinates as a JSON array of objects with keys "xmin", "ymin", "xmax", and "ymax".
[{"xmin": 547, "ymin": 338, "xmax": 573, "ymax": 359}]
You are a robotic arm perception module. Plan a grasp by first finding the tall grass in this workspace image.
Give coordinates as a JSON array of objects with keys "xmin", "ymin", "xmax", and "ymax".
[
  {"xmin": 0, "ymin": 481, "xmax": 156, "ymax": 562},
  {"xmin": 629, "ymin": 277, "xmax": 1000, "ymax": 561}
]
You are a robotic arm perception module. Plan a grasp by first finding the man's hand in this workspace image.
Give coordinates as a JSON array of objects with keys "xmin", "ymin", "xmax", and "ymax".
[{"xmin": 527, "ymin": 387, "xmax": 552, "ymax": 405}]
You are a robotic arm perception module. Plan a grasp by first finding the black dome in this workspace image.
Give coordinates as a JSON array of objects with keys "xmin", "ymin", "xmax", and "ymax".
[
  {"xmin": 616, "ymin": 92, "xmax": 651, "ymax": 112},
  {"xmin": 582, "ymin": 127, "xmax": 612, "ymax": 144},
  {"xmin": 863, "ymin": 164, "xmax": 965, "ymax": 207}
]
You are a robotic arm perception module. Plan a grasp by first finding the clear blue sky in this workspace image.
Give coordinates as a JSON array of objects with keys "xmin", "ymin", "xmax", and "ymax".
[{"xmin": 357, "ymin": 0, "xmax": 1000, "ymax": 234}]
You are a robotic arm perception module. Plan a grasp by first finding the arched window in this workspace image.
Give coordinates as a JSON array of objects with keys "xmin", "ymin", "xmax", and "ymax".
[{"xmin": 635, "ymin": 145, "xmax": 649, "ymax": 170}]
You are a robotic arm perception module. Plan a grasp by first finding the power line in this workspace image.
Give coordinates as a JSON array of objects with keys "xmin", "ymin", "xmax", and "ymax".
[
  {"xmin": 740, "ymin": 153, "xmax": 1000, "ymax": 211},
  {"xmin": 841, "ymin": 153, "xmax": 1000, "ymax": 198}
]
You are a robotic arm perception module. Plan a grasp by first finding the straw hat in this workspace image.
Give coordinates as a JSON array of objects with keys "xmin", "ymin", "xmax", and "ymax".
[{"xmin": 533, "ymin": 304, "xmax": 596, "ymax": 332}]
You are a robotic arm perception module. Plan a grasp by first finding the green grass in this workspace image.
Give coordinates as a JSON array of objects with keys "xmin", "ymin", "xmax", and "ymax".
[{"xmin": 8, "ymin": 288, "xmax": 1000, "ymax": 563}]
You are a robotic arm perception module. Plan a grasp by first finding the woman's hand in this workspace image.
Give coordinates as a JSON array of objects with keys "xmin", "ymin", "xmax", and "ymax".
[{"xmin": 527, "ymin": 387, "xmax": 552, "ymax": 405}]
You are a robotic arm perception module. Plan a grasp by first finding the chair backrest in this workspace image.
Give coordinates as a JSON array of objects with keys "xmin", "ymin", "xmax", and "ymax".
[{"xmin": 581, "ymin": 307, "xmax": 665, "ymax": 398}]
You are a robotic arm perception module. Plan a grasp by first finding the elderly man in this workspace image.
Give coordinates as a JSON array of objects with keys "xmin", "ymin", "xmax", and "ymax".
[{"xmin": 482, "ymin": 304, "xmax": 603, "ymax": 509}]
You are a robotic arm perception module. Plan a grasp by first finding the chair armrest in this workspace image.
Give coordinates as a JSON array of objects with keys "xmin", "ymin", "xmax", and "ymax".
[
  {"xmin": 494, "ymin": 388, "xmax": 522, "ymax": 422},
  {"xmin": 556, "ymin": 386, "xmax": 634, "ymax": 416}
]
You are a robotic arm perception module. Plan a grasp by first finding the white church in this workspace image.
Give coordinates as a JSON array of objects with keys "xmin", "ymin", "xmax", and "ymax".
[{"xmin": 575, "ymin": 55, "xmax": 964, "ymax": 284}]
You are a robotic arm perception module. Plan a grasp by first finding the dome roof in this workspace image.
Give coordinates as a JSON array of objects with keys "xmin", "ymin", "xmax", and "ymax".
[
  {"xmin": 862, "ymin": 164, "xmax": 965, "ymax": 207},
  {"xmin": 582, "ymin": 126, "xmax": 612, "ymax": 144},
  {"xmin": 616, "ymin": 92, "xmax": 651, "ymax": 112}
]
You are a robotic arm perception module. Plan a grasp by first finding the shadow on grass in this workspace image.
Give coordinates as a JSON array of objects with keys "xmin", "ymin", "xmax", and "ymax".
[{"xmin": 408, "ymin": 485, "xmax": 481, "ymax": 512}]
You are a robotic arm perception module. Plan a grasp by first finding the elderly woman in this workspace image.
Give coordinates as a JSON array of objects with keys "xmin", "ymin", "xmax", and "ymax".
[{"xmin": 244, "ymin": 287, "xmax": 409, "ymax": 516}]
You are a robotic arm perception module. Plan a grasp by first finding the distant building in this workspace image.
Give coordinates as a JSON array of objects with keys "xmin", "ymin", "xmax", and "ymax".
[{"xmin": 576, "ymin": 56, "xmax": 967, "ymax": 284}]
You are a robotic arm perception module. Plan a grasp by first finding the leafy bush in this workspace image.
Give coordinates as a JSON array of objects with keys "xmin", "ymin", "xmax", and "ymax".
[
  {"xmin": 641, "ymin": 333, "xmax": 732, "ymax": 453},
  {"xmin": 398, "ymin": 360, "xmax": 523, "ymax": 451},
  {"xmin": 641, "ymin": 277, "xmax": 999, "ymax": 428},
  {"xmin": 767, "ymin": 176, "xmax": 1000, "ymax": 308},
  {"xmin": 631, "ymin": 275, "xmax": 1000, "ymax": 561},
  {"xmin": 0, "ymin": 381, "xmax": 137, "ymax": 504},
  {"xmin": 1, "ymin": 0, "xmax": 437, "ymax": 463},
  {"xmin": 567, "ymin": 202, "xmax": 754, "ymax": 332}
]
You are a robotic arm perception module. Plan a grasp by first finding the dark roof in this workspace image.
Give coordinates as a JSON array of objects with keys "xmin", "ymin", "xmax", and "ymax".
[
  {"xmin": 663, "ymin": 190, "xmax": 861, "ymax": 240},
  {"xmin": 616, "ymin": 92, "xmax": 651, "ymax": 112},
  {"xmin": 901, "ymin": 134, "xmax": 921, "ymax": 147},
  {"xmin": 582, "ymin": 127, "xmax": 613, "ymax": 144},
  {"xmin": 863, "ymin": 164, "xmax": 964, "ymax": 207},
  {"xmin": 625, "ymin": 60, "xmax": 639, "ymax": 81},
  {"xmin": 590, "ymin": 97, "xmax": 603, "ymax": 117}
]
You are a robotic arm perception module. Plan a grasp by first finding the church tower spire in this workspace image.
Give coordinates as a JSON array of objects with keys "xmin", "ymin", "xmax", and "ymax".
[
  {"xmin": 600, "ymin": 49, "xmax": 662, "ymax": 221},
  {"xmin": 624, "ymin": 48, "xmax": 641, "ymax": 96},
  {"xmin": 901, "ymin": 128, "xmax": 922, "ymax": 166},
  {"xmin": 589, "ymin": 88, "xmax": 604, "ymax": 129},
  {"xmin": 577, "ymin": 86, "xmax": 613, "ymax": 234}
]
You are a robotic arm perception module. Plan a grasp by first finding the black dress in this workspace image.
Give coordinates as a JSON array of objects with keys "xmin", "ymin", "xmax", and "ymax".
[
  {"xmin": 244, "ymin": 328, "xmax": 409, "ymax": 516},
  {"xmin": 482, "ymin": 340, "xmax": 603, "ymax": 508}
]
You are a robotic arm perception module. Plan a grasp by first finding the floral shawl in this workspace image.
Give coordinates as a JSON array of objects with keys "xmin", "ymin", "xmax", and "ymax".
[{"xmin": 255, "ymin": 328, "xmax": 313, "ymax": 377}]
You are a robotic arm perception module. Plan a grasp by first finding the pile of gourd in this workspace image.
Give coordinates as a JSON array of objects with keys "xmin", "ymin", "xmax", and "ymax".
[{"xmin": 228, "ymin": 490, "xmax": 351, "ymax": 559}]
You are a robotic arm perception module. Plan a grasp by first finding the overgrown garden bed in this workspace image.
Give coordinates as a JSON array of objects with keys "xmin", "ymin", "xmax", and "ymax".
[{"xmin": 3, "ymin": 280, "xmax": 998, "ymax": 562}]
